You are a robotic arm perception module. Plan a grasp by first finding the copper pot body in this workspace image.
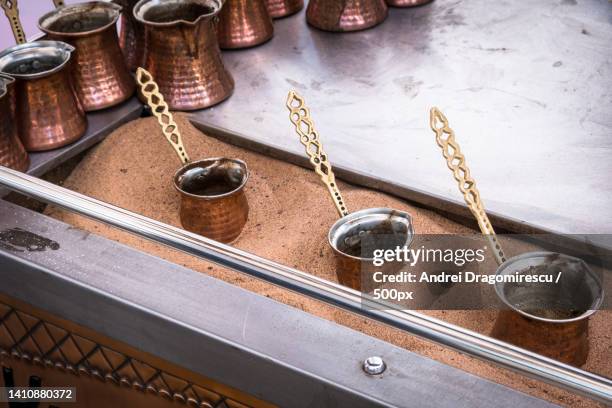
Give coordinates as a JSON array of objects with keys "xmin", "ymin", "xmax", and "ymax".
[
  {"xmin": 386, "ymin": 0, "xmax": 433, "ymax": 7},
  {"xmin": 0, "ymin": 41, "xmax": 87, "ymax": 152},
  {"xmin": 0, "ymin": 75, "xmax": 29, "ymax": 172},
  {"xmin": 174, "ymin": 158, "xmax": 249, "ymax": 243},
  {"xmin": 115, "ymin": 0, "xmax": 145, "ymax": 71},
  {"xmin": 328, "ymin": 208, "xmax": 414, "ymax": 291},
  {"xmin": 306, "ymin": 0, "xmax": 388, "ymax": 32},
  {"xmin": 134, "ymin": 0, "xmax": 234, "ymax": 111},
  {"xmin": 217, "ymin": 0, "xmax": 274, "ymax": 49},
  {"xmin": 39, "ymin": 2, "xmax": 135, "ymax": 112},
  {"xmin": 491, "ymin": 310, "xmax": 589, "ymax": 366},
  {"xmin": 490, "ymin": 252, "xmax": 603, "ymax": 366},
  {"xmin": 265, "ymin": 0, "xmax": 304, "ymax": 18}
]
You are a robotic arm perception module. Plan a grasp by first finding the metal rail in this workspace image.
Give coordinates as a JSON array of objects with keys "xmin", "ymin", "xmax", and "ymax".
[{"xmin": 0, "ymin": 166, "xmax": 610, "ymax": 404}]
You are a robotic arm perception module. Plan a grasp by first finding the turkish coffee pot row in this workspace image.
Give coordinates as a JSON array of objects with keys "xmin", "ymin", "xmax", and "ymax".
[
  {"xmin": 0, "ymin": 0, "xmax": 136, "ymax": 172},
  {"xmin": 117, "ymin": 0, "xmax": 434, "ymax": 72}
]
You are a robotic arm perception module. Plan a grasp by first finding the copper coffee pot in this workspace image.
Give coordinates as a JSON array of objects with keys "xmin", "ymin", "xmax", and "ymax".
[
  {"xmin": 0, "ymin": 74, "xmax": 29, "ymax": 172},
  {"xmin": 286, "ymin": 91, "xmax": 414, "ymax": 291},
  {"xmin": 0, "ymin": 40, "xmax": 87, "ymax": 151},
  {"xmin": 386, "ymin": 0, "xmax": 432, "ymax": 7},
  {"xmin": 114, "ymin": 0, "xmax": 145, "ymax": 71},
  {"xmin": 134, "ymin": 0, "xmax": 234, "ymax": 111},
  {"xmin": 217, "ymin": 0, "xmax": 274, "ymax": 49},
  {"xmin": 264, "ymin": 0, "xmax": 303, "ymax": 18},
  {"xmin": 306, "ymin": 0, "xmax": 388, "ymax": 32},
  {"xmin": 39, "ymin": 1, "xmax": 135, "ymax": 111},
  {"xmin": 136, "ymin": 68, "xmax": 249, "ymax": 243},
  {"xmin": 429, "ymin": 108, "xmax": 603, "ymax": 366}
]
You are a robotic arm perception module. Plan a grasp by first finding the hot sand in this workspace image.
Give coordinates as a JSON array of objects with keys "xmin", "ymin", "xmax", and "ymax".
[{"xmin": 45, "ymin": 115, "xmax": 611, "ymax": 407}]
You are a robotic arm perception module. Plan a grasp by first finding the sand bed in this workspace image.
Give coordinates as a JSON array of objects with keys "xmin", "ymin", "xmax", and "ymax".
[{"xmin": 46, "ymin": 115, "xmax": 610, "ymax": 407}]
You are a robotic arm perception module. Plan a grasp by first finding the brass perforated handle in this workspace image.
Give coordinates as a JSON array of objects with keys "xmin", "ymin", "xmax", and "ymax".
[
  {"xmin": 136, "ymin": 67, "xmax": 191, "ymax": 165},
  {"xmin": 430, "ymin": 107, "xmax": 507, "ymax": 265},
  {"xmin": 1, "ymin": 0, "xmax": 26, "ymax": 44},
  {"xmin": 286, "ymin": 90, "xmax": 348, "ymax": 218}
]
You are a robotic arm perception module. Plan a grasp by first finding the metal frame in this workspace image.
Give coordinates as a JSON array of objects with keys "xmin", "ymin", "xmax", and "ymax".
[
  {"xmin": 0, "ymin": 199, "xmax": 558, "ymax": 408},
  {"xmin": 0, "ymin": 166, "xmax": 610, "ymax": 405}
]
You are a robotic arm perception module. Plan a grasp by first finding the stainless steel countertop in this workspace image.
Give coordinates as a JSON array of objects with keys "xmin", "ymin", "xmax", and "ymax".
[{"xmin": 192, "ymin": 0, "xmax": 612, "ymax": 235}]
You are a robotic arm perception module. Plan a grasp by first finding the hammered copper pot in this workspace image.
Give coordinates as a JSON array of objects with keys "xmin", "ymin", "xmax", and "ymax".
[
  {"xmin": 39, "ymin": 1, "xmax": 135, "ymax": 111},
  {"xmin": 217, "ymin": 0, "xmax": 274, "ymax": 49},
  {"xmin": 0, "ymin": 74, "xmax": 29, "ymax": 172},
  {"xmin": 174, "ymin": 158, "xmax": 249, "ymax": 243},
  {"xmin": 134, "ymin": 0, "xmax": 234, "ymax": 111},
  {"xmin": 491, "ymin": 252, "xmax": 603, "ymax": 366},
  {"xmin": 265, "ymin": 0, "xmax": 303, "ymax": 18},
  {"xmin": 0, "ymin": 41, "xmax": 87, "ymax": 151},
  {"xmin": 114, "ymin": 0, "xmax": 145, "ymax": 71},
  {"xmin": 328, "ymin": 208, "xmax": 414, "ymax": 291},
  {"xmin": 306, "ymin": 0, "xmax": 388, "ymax": 32},
  {"xmin": 386, "ymin": 0, "xmax": 433, "ymax": 7}
]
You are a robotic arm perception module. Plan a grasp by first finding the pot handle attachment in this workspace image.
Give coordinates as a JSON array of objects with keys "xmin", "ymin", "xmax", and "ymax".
[
  {"xmin": 1, "ymin": 0, "xmax": 26, "ymax": 44},
  {"xmin": 429, "ymin": 107, "xmax": 507, "ymax": 265},
  {"xmin": 135, "ymin": 67, "xmax": 191, "ymax": 165},
  {"xmin": 286, "ymin": 90, "xmax": 349, "ymax": 218},
  {"xmin": 52, "ymin": 0, "xmax": 65, "ymax": 7}
]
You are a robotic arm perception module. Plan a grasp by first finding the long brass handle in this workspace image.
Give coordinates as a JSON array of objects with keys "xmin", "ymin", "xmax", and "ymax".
[
  {"xmin": 286, "ymin": 90, "xmax": 349, "ymax": 218},
  {"xmin": 135, "ymin": 67, "xmax": 191, "ymax": 165},
  {"xmin": 1, "ymin": 0, "xmax": 26, "ymax": 44},
  {"xmin": 429, "ymin": 107, "xmax": 507, "ymax": 265}
]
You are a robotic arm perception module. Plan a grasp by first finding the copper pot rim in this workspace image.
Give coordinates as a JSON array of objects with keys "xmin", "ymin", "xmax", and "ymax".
[
  {"xmin": 328, "ymin": 207, "xmax": 415, "ymax": 261},
  {"xmin": 494, "ymin": 251, "xmax": 604, "ymax": 324},
  {"xmin": 133, "ymin": 0, "xmax": 222, "ymax": 27},
  {"xmin": 0, "ymin": 73, "xmax": 15, "ymax": 98},
  {"xmin": 0, "ymin": 41, "xmax": 75, "ymax": 80},
  {"xmin": 173, "ymin": 157, "xmax": 250, "ymax": 200},
  {"xmin": 38, "ymin": 1, "xmax": 122, "ymax": 38}
]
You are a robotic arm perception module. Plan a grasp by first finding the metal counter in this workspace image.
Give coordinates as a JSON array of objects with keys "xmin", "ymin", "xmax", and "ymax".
[{"xmin": 191, "ymin": 0, "xmax": 612, "ymax": 238}]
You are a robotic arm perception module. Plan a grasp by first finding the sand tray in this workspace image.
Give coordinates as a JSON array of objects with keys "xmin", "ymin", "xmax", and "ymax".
[{"xmin": 46, "ymin": 115, "xmax": 611, "ymax": 408}]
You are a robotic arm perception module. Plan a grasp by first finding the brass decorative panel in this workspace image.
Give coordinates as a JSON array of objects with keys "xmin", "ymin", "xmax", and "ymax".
[{"xmin": 0, "ymin": 301, "xmax": 267, "ymax": 408}]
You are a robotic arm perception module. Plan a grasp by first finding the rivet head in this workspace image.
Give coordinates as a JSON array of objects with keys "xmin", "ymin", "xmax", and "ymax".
[{"xmin": 363, "ymin": 356, "xmax": 386, "ymax": 375}]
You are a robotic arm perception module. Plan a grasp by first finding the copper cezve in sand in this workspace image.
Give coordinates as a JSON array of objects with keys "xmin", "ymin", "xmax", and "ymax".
[
  {"xmin": 174, "ymin": 158, "xmax": 250, "ymax": 243},
  {"xmin": 217, "ymin": 0, "xmax": 274, "ymax": 49},
  {"xmin": 0, "ymin": 41, "xmax": 87, "ymax": 151},
  {"xmin": 0, "ymin": 74, "xmax": 29, "ymax": 171},
  {"xmin": 136, "ymin": 67, "xmax": 249, "ymax": 243},
  {"xmin": 39, "ymin": 1, "xmax": 135, "ymax": 111},
  {"xmin": 286, "ymin": 90, "xmax": 414, "ymax": 291},
  {"xmin": 306, "ymin": 0, "xmax": 388, "ymax": 32},
  {"xmin": 134, "ymin": 0, "xmax": 234, "ymax": 111},
  {"xmin": 264, "ymin": 0, "xmax": 304, "ymax": 18},
  {"xmin": 491, "ymin": 253, "xmax": 603, "ymax": 366},
  {"xmin": 430, "ymin": 108, "xmax": 603, "ymax": 366}
]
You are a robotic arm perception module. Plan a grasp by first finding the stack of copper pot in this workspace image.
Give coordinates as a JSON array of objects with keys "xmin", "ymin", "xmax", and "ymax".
[{"xmin": 0, "ymin": 0, "xmax": 135, "ymax": 171}]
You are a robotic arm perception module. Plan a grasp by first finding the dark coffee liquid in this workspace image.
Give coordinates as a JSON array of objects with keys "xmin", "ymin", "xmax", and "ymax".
[
  {"xmin": 182, "ymin": 175, "xmax": 239, "ymax": 196},
  {"xmin": 144, "ymin": 4, "xmax": 215, "ymax": 23},
  {"xmin": 178, "ymin": 162, "xmax": 245, "ymax": 197},
  {"xmin": 338, "ymin": 217, "xmax": 408, "ymax": 258},
  {"xmin": 508, "ymin": 257, "xmax": 594, "ymax": 320},
  {"xmin": 3, "ymin": 57, "xmax": 63, "ymax": 75},
  {"xmin": 47, "ymin": 12, "xmax": 112, "ymax": 33}
]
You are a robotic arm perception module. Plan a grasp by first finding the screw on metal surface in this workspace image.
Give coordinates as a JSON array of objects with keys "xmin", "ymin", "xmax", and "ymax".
[{"xmin": 363, "ymin": 356, "xmax": 386, "ymax": 375}]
